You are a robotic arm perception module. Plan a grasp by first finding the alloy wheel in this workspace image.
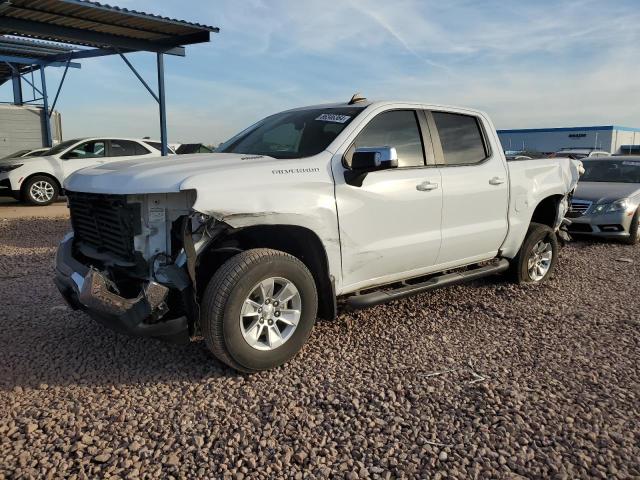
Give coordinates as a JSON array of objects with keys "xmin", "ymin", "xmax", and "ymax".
[
  {"xmin": 527, "ymin": 239, "xmax": 553, "ymax": 281},
  {"xmin": 30, "ymin": 180, "xmax": 54, "ymax": 203},
  {"xmin": 240, "ymin": 277, "xmax": 302, "ymax": 351}
]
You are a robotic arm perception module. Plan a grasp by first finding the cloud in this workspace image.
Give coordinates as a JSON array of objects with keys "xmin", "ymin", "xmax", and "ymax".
[{"xmin": 3, "ymin": 0, "xmax": 638, "ymax": 143}]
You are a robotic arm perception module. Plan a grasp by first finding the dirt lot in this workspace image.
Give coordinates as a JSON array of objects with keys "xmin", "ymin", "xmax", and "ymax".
[
  {"xmin": 1, "ymin": 206, "xmax": 639, "ymax": 479},
  {"xmin": 0, "ymin": 197, "xmax": 68, "ymax": 219}
]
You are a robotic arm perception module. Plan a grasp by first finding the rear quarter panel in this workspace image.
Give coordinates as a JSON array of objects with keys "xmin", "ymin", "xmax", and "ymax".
[{"xmin": 501, "ymin": 157, "xmax": 580, "ymax": 258}]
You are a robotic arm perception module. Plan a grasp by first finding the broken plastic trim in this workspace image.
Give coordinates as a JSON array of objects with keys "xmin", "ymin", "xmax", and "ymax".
[{"xmin": 78, "ymin": 269, "xmax": 169, "ymax": 322}]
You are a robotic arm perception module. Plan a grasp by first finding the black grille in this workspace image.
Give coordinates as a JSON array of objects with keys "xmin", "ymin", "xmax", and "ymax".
[{"xmin": 67, "ymin": 191, "xmax": 141, "ymax": 261}]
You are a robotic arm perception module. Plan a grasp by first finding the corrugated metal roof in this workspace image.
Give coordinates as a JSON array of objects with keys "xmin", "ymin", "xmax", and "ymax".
[
  {"xmin": 0, "ymin": 0, "xmax": 218, "ymax": 49},
  {"xmin": 57, "ymin": 0, "xmax": 219, "ymax": 32},
  {"xmin": 0, "ymin": 36, "xmax": 75, "ymax": 85},
  {"xmin": 0, "ymin": 36, "xmax": 75, "ymax": 58}
]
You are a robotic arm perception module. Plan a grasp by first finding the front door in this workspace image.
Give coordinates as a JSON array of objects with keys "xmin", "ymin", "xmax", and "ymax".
[
  {"xmin": 333, "ymin": 109, "xmax": 443, "ymax": 291},
  {"xmin": 61, "ymin": 139, "xmax": 107, "ymax": 178}
]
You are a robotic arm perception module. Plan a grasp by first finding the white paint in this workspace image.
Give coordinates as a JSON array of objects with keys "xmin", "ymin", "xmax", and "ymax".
[{"xmin": 63, "ymin": 101, "xmax": 581, "ymax": 296}]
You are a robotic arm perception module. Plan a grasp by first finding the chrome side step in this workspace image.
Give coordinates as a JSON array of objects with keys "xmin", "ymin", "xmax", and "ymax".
[{"xmin": 345, "ymin": 259, "xmax": 510, "ymax": 310}]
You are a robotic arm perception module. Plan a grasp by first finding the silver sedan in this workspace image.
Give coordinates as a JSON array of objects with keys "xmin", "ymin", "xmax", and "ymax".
[{"xmin": 567, "ymin": 157, "xmax": 640, "ymax": 245}]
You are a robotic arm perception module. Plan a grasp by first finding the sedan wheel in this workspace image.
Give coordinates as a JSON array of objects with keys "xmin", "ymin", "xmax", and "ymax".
[
  {"xmin": 23, "ymin": 175, "xmax": 59, "ymax": 206},
  {"xmin": 30, "ymin": 181, "xmax": 55, "ymax": 203}
]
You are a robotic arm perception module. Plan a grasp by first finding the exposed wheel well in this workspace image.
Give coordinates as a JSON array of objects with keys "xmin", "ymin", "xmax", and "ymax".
[
  {"xmin": 530, "ymin": 195, "xmax": 563, "ymax": 228},
  {"xmin": 20, "ymin": 173, "xmax": 62, "ymax": 196},
  {"xmin": 196, "ymin": 224, "xmax": 337, "ymax": 320}
]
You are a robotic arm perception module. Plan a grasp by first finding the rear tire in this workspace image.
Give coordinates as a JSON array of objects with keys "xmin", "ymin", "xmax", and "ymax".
[
  {"xmin": 510, "ymin": 222, "xmax": 559, "ymax": 284},
  {"xmin": 201, "ymin": 248, "xmax": 318, "ymax": 372},
  {"xmin": 23, "ymin": 175, "xmax": 59, "ymax": 206},
  {"xmin": 623, "ymin": 208, "xmax": 639, "ymax": 245}
]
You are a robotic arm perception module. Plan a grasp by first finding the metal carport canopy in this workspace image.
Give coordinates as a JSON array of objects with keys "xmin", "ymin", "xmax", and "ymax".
[
  {"xmin": 0, "ymin": 36, "xmax": 78, "ymax": 86},
  {"xmin": 0, "ymin": 0, "xmax": 219, "ymax": 155}
]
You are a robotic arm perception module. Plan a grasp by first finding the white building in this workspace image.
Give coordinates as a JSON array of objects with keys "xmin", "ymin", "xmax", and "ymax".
[
  {"xmin": 497, "ymin": 125, "xmax": 640, "ymax": 154},
  {"xmin": 0, "ymin": 105, "xmax": 62, "ymax": 158}
]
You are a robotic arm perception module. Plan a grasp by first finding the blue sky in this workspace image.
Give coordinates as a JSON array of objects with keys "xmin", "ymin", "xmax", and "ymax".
[{"xmin": 2, "ymin": 0, "xmax": 639, "ymax": 145}]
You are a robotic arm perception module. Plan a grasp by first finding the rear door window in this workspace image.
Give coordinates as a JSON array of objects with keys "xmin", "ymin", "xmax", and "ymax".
[
  {"xmin": 145, "ymin": 142, "xmax": 175, "ymax": 154},
  {"xmin": 432, "ymin": 112, "xmax": 488, "ymax": 166},
  {"xmin": 110, "ymin": 140, "xmax": 149, "ymax": 157}
]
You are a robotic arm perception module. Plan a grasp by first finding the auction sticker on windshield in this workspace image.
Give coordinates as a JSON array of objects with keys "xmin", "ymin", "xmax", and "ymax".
[{"xmin": 315, "ymin": 113, "xmax": 351, "ymax": 123}]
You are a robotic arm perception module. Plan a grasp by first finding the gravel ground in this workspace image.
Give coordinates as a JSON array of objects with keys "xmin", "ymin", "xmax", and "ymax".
[{"xmin": 1, "ymin": 216, "xmax": 639, "ymax": 479}]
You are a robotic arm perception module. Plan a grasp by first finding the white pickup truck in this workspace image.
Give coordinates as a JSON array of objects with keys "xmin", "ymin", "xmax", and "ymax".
[{"xmin": 55, "ymin": 98, "xmax": 581, "ymax": 372}]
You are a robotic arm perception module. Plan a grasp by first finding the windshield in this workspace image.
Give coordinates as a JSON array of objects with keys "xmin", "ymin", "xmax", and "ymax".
[
  {"xmin": 45, "ymin": 139, "xmax": 83, "ymax": 156},
  {"xmin": 24, "ymin": 149, "xmax": 46, "ymax": 157},
  {"xmin": 1, "ymin": 150, "xmax": 30, "ymax": 160},
  {"xmin": 218, "ymin": 107, "xmax": 365, "ymax": 159},
  {"xmin": 581, "ymin": 159, "xmax": 640, "ymax": 183}
]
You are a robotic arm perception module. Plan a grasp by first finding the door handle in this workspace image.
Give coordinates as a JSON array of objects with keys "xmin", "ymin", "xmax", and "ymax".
[
  {"xmin": 416, "ymin": 180, "xmax": 439, "ymax": 191},
  {"xmin": 489, "ymin": 176, "xmax": 505, "ymax": 185}
]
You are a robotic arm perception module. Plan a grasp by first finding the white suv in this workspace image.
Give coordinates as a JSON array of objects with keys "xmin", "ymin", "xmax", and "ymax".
[{"xmin": 0, "ymin": 138, "xmax": 171, "ymax": 205}]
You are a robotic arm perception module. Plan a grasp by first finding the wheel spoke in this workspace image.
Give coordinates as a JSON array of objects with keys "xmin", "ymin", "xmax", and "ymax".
[
  {"xmin": 271, "ymin": 325, "xmax": 283, "ymax": 340},
  {"xmin": 266, "ymin": 325, "xmax": 277, "ymax": 347},
  {"xmin": 276, "ymin": 281, "xmax": 298, "ymax": 304},
  {"xmin": 241, "ymin": 298, "xmax": 261, "ymax": 317},
  {"xmin": 278, "ymin": 309, "xmax": 301, "ymax": 326},
  {"xmin": 259, "ymin": 278, "xmax": 275, "ymax": 301},
  {"xmin": 251, "ymin": 322, "xmax": 263, "ymax": 340}
]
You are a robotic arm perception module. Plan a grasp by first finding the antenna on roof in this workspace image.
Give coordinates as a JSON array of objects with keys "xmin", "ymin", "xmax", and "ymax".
[{"xmin": 348, "ymin": 93, "xmax": 367, "ymax": 105}]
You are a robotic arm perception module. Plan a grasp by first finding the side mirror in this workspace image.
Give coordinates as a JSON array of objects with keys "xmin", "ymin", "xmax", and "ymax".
[{"xmin": 351, "ymin": 146, "xmax": 398, "ymax": 171}]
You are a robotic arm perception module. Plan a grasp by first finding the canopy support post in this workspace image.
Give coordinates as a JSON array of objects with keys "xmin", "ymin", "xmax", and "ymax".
[
  {"xmin": 40, "ymin": 65, "xmax": 52, "ymax": 147},
  {"xmin": 157, "ymin": 52, "xmax": 168, "ymax": 156}
]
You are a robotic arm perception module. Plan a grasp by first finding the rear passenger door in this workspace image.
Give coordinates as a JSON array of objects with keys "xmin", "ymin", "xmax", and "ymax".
[{"xmin": 427, "ymin": 110, "xmax": 509, "ymax": 266}]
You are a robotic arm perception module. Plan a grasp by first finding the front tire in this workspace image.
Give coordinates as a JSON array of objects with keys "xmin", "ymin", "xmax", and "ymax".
[
  {"xmin": 201, "ymin": 248, "xmax": 318, "ymax": 372},
  {"xmin": 623, "ymin": 208, "xmax": 639, "ymax": 245},
  {"xmin": 510, "ymin": 222, "xmax": 559, "ymax": 284},
  {"xmin": 23, "ymin": 175, "xmax": 59, "ymax": 206}
]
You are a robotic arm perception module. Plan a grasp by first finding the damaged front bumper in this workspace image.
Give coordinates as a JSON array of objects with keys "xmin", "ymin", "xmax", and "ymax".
[{"xmin": 54, "ymin": 234, "xmax": 190, "ymax": 344}]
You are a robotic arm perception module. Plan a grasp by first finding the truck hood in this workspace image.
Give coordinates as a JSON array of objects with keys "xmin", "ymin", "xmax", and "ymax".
[
  {"xmin": 573, "ymin": 181, "xmax": 640, "ymax": 204},
  {"xmin": 64, "ymin": 153, "xmax": 283, "ymax": 194}
]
